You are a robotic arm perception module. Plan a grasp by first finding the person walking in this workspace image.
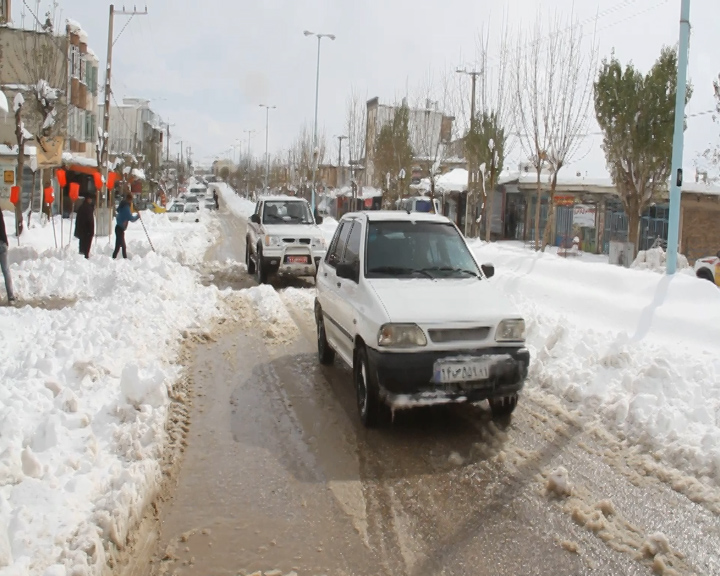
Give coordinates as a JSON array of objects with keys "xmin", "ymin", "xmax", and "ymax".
[
  {"xmin": 113, "ymin": 192, "xmax": 140, "ymax": 259},
  {"xmin": 213, "ymin": 189, "xmax": 219, "ymax": 210},
  {"xmin": 0, "ymin": 212, "xmax": 16, "ymax": 304},
  {"xmin": 74, "ymin": 195, "xmax": 95, "ymax": 259}
]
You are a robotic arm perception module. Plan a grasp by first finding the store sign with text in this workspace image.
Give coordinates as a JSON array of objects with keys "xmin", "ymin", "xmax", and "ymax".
[{"xmin": 573, "ymin": 204, "xmax": 596, "ymax": 228}]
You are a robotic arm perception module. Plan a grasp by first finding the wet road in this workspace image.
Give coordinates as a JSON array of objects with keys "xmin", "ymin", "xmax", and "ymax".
[{"xmin": 133, "ymin": 208, "xmax": 720, "ymax": 576}]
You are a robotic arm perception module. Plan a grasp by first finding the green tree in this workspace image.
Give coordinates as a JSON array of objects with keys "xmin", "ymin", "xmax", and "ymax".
[
  {"xmin": 594, "ymin": 47, "xmax": 692, "ymax": 253},
  {"xmin": 374, "ymin": 102, "xmax": 414, "ymax": 205},
  {"xmin": 219, "ymin": 166, "xmax": 230, "ymax": 181}
]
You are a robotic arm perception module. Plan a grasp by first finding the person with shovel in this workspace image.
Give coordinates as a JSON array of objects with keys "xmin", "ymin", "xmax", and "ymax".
[
  {"xmin": 113, "ymin": 192, "xmax": 140, "ymax": 259},
  {"xmin": 74, "ymin": 195, "xmax": 95, "ymax": 259}
]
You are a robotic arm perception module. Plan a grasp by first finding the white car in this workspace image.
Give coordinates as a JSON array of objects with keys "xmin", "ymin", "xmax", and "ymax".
[
  {"xmin": 182, "ymin": 203, "xmax": 200, "ymax": 223},
  {"xmin": 246, "ymin": 196, "xmax": 327, "ymax": 283},
  {"xmin": 315, "ymin": 211, "xmax": 530, "ymax": 427},
  {"xmin": 694, "ymin": 251, "xmax": 720, "ymax": 286},
  {"xmin": 166, "ymin": 203, "xmax": 185, "ymax": 222}
]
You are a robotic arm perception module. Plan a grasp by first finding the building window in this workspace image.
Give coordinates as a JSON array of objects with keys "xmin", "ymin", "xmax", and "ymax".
[
  {"xmin": 70, "ymin": 46, "xmax": 80, "ymax": 78},
  {"xmin": 90, "ymin": 114, "xmax": 97, "ymax": 143},
  {"xmin": 92, "ymin": 66, "xmax": 98, "ymax": 95},
  {"xmin": 68, "ymin": 105, "xmax": 76, "ymax": 137},
  {"xmin": 85, "ymin": 111, "xmax": 92, "ymax": 142},
  {"xmin": 79, "ymin": 57, "xmax": 86, "ymax": 85}
]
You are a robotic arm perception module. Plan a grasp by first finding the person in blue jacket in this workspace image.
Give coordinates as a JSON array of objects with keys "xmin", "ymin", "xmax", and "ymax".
[{"xmin": 113, "ymin": 192, "xmax": 140, "ymax": 259}]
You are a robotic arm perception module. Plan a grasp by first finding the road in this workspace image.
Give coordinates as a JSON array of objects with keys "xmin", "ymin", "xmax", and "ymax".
[{"xmin": 124, "ymin": 207, "xmax": 720, "ymax": 576}]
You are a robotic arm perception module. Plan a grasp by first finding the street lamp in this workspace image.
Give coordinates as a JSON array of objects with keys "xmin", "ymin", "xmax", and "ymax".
[
  {"xmin": 259, "ymin": 104, "xmax": 276, "ymax": 192},
  {"xmin": 304, "ymin": 29, "xmax": 336, "ymax": 213}
]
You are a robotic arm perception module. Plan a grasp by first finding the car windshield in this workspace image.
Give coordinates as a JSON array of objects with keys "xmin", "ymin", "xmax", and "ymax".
[
  {"xmin": 185, "ymin": 205, "xmax": 198, "ymax": 213},
  {"xmin": 365, "ymin": 220, "xmax": 480, "ymax": 279},
  {"xmin": 169, "ymin": 204, "xmax": 184, "ymax": 213},
  {"xmin": 262, "ymin": 200, "xmax": 313, "ymax": 224},
  {"xmin": 186, "ymin": 195, "xmax": 198, "ymax": 203}
]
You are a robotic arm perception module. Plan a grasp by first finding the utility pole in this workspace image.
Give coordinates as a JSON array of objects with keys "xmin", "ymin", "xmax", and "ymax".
[
  {"xmin": 259, "ymin": 104, "xmax": 276, "ymax": 192},
  {"xmin": 457, "ymin": 68, "xmax": 481, "ymax": 236},
  {"xmin": 336, "ymin": 134, "xmax": 347, "ymax": 187},
  {"xmin": 100, "ymin": 3, "xmax": 147, "ymax": 230},
  {"xmin": 666, "ymin": 0, "xmax": 691, "ymax": 275}
]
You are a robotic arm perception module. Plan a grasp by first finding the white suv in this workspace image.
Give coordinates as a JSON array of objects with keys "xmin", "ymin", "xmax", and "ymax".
[
  {"xmin": 315, "ymin": 211, "xmax": 530, "ymax": 427},
  {"xmin": 246, "ymin": 196, "xmax": 327, "ymax": 283}
]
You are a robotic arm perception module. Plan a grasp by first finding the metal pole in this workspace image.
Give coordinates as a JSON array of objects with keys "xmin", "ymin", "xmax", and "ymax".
[
  {"xmin": 264, "ymin": 106, "xmax": 269, "ymax": 190},
  {"xmin": 100, "ymin": 4, "xmax": 114, "ymax": 229},
  {"xmin": 666, "ymin": 0, "xmax": 691, "ymax": 275},
  {"xmin": 464, "ymin": 72, "xmax": 479, "ymax": 236},
  {"xmin": 311, "ymin": 35, "xmax": 321, "ymax": 213}
]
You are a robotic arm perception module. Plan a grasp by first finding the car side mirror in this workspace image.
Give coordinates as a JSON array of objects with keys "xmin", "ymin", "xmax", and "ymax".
[
  {"xmin": 315, "ymin": 214, "xmax": 324, "ymax": 225},
  {"xmin": 250, "ymin": 213, "xmax": 260, "ymax": 224},
  {"xmin": 481, "ymin": 263, "xmax": 495, "ymax": 279},
  {"xmin": 336, "ymin": 261, "xmax": 359, "ymax": 283}
]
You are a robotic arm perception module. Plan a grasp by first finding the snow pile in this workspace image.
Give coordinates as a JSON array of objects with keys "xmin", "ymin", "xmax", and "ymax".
[
  {"xmin": 319, "ymin": 216, "xmax": 339, "ymax": 244},
  {"xmin": 0, "ymin": 211, "xmax": 221, "ymax": 574},
  {"xmin": 472, "ymin": 242, "xmax": 720, "ymax": 485},
  {"xmin": 546, "ymin": 466, "xmax": 572, "ymax": 497},
  {"xmin": 216, "ymin": 183, "xmax": 256, "ymax": 218},
  {"xmin": 632, "ymin": 247, "xmax": 689, "ymax": 272}
]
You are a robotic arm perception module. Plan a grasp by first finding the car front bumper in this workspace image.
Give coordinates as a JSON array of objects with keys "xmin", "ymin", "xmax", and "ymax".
[
  {"xmin": 366, "ymin": 346, "xmax": 530, "ymax": 405},
  {"xmin": 261, "ymin": 246, "xmax": 325, "ymax": 277}
]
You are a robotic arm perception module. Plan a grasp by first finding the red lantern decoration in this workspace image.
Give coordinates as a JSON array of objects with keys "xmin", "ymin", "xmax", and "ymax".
[
  {"xmin": 93, "ymin": 172, "xmax": 103, "ymax": 190},
  {"xmin": 10, "ymin": 186, "xmax": 20, "ymax": 204},
  {"xmin": 56, "ymin": 168, "xmax": 67, "ymax": 188},
  {"xmin": 44, "ymin": 186, "xmax": 55, "ymax": 204},
  {"xmin": 107, "ymin": 172, "xmax": 117, "ymax": 189},
  {"xmin": 69, "ymin": 182, "xmax": 80, "ymax": 202}
]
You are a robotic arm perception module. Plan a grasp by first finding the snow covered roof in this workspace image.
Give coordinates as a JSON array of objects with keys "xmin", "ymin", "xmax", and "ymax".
[
  {"xmin": 66, "ymin": 19, "xmax": 88, "ymax": 43},
  {"xmin": 435, "ymin": 168, "xmax": 468, "ymax": 193},
  {"xmin": 132, "ymin": 168, "xmax": 146, "ymax": 181},
  {"xmin": 0, "ymin": 144, "xmax": 36, "ymax": 156},
  {"xmin": 682, "ymin": 181, "xmax": 720, "ymax": 196}
]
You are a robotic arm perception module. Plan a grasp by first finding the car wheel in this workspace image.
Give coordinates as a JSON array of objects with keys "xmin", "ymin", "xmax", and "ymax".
[
  {"xmin": 246, "ymin": 240, "xmax": 256, "ymax": 274},
  {"xmin": 256, "ymin": 246, "xmax": 268, "ymax": 284},
  {"xmin": 316, "ymin": 313, "xmax": 335, "ymax": 365},
  {"xmin": 355, "ymin": 346, "xmax": 383, "ymax": 428},
  {"xmin": 696, "ymin": 268, "xmax": 715, "ymax": 283},
  {"xmin": 489, "ymin": 394, "xmax": 518, "ymax": 419}
]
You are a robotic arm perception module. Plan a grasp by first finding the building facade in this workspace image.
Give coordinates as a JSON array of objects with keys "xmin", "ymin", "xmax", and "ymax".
[{"xmin": 66, "ymin": 20, "xmax": 100, "ymax": 157}]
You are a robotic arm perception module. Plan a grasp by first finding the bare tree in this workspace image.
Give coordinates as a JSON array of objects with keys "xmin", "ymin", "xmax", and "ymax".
[
  {"xmin": 346, "ymin": 86, "xmax": 367, "ymax": 173},
  {"xmin": 513, "ymin": 14, "xmax": 597, "ymax": 250},
  {"xmin": 474, "ymin": 23, "xmax": 514, "ymax": 241}
]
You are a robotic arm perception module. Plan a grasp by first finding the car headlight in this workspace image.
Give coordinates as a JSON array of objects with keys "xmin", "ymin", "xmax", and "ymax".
[
  {"xmin": 495, "ymin": 319, "xmax": 526, "ymax": 342},
  {"xmin": 378, "ymin": 323, "xmax": 427, "ymax": 348},
  {"xmin": 264, "ymin": 235, "xmax": 283, "ymax": 247},
  {"xmin": 311, "ymin": 236, "xmax": 326, "ymax": 249}
]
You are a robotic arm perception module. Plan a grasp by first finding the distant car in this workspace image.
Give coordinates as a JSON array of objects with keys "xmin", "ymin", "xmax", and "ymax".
[
  {"xmin": 204, "ymin": 199, "xmax": 217, "ymax": 211},
  {"xmin": 186, "ymin": 195, "xmax": 199, "ymax": 204},
  {"xmin": 694, "ymin": 252, "xmax": 720, "ymax": 286},
  {"xmin": 167, "ymin": 203, "xmax": 185, "ymax": 222},
  {"xmin": 183, "ymin": 203, "xmax": 200, "ymax": 223},
  {"xmin": 315, "ymin": 211, "xmax": 529, "ymax": 427}
]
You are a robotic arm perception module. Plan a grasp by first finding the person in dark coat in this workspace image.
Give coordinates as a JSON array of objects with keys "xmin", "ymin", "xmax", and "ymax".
[
  {"xmin": 74, "ymin": 196, "xmax": 95, "ymax": 259},
  {"xmin": 213, "ymin": 189, "xmax": 219, "ymax": 209},
  {"xmin": 0, "ymin": 212, "xmax": 16, "ymax": 304},
  {"xmin": 113, "ymin": 192, "xmax": 140, "ymax": 259}
]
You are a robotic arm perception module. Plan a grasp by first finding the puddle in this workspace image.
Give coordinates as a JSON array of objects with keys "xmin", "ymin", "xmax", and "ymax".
[{"xmin": 5, "ymin": 297, "xmax": 77, "ymax": 310}]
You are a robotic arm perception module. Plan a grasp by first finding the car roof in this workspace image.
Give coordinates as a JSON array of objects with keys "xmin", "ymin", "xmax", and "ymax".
[
  {"xmin": 260, "ymin": 195, "xmax": 309, "ymax": 203},
  {"xmin": 340, "ymin": 210, "xmax": 451, "ymax": 224}
]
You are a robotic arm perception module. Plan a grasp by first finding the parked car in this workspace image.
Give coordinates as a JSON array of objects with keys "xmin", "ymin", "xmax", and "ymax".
[
  {"xmin": 204, "ymin": 199, "xmax": 217, "ymax": 211},
  {"xmin": 182, "ymin": 203, "xmax": 200, "ymax": 223},
  {"xmin": 167, "ymin": 203, "xmax": 185, "ymax": 222},
  {"xmin": 694, "ymin": 251, "xmax": 720, "ymax": 286},
  {"xmin": 246, "ymin": 196, "xmax": 327, "ymax": 283},
  {"xmin": 314, "ymin": 211, "xmax": 530, "ymax": 427}
]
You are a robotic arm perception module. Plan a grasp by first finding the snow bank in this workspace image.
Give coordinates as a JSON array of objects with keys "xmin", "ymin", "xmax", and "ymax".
[
  {"xmin": 0, "ymin": 210, "xmax": 221, "ymax": 574},
  {"xmin": 472, "ymin": 242, "xmax": 720, "ymax": 485},
  {"xmin": 319, "ymin": 216, "xmax": 339, "ymax": 244},
  {"xmin": 216, "ymin": 183, "xmax": 256, "ymax": 218},
  {"xmin": 632, "ymin": 246, "xmax": 689, "ymax": 272}
]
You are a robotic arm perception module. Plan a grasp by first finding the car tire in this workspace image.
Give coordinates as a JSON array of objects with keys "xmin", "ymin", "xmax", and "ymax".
[
  {"xmin": 246, "ymin": 240, "xmax": 256, "ymax": 274},
  {"xmin": 696, "ymin": 268, "xmax": 715, "ymax": 283},
  {"xmin": 489, "ymin": 394, "xmax": 518, "ymax": 419},
  {"xmin": 316, "ymin": 313, "xmax": 335, "ymax": 365},
  {"xmin": 355, "ymin": 346, "xmax": 384, "ymax": 428},
  {"xmin": 256, "ymin": 247, "xmax": 268, "ymax": 284}
]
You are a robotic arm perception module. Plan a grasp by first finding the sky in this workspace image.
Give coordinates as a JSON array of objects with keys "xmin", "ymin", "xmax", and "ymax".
[{"xmin": 8, "ymin": 0, "xmax": 720, "ymax": 176}]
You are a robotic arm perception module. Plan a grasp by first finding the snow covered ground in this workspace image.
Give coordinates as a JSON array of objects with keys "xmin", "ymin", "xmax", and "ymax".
[
  {"xmin": 470, "ymin": 240, "xmax": 720, "ymax": 485},
  {"xmin": 0, "ymin": 207, "xmax": 221, "ymax": 575},
  {"xmin": 215, "ymin": 183, "xmax": 256, "ymax": 219}
]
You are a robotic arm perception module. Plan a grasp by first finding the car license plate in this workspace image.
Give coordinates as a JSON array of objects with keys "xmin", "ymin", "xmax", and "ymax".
[
  {"xmin": 434, "ymin": 359, "xmax": 490, "ymax": 384},
  {"xmin": 286, "ymin": 255, "xmax": 309, "ymax": 264}
]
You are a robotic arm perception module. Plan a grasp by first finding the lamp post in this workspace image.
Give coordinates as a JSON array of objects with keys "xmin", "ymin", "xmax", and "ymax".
[
  {"xmin": 304, "ymin": 30, "xmax": 336, "ymax": 213},
  {"xmin": 259, "ymin": 104, "xmax": 276, "ymax": 192},
  {"xmin": 666, "ymin": 0, "xmax": 691, "ymax": 275}
]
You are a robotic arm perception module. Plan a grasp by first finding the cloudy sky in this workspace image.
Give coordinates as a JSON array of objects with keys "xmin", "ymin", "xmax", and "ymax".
[{"xmin": 10, "ymin": 0, "xmax": 719, "ymax": 175}]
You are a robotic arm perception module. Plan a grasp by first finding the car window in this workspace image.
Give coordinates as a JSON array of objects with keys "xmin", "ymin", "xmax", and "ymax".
[
  {"xmin": 262, "ymin": 200, "xmax": 313, "ymax": 224},
  {"xmin": 365, "ymin": 221, "xmax": 480, "ymax": 278},
  {"xmin": 327, "ymin": 221, "xmax": 352, "ymax": 268},
  {"xmin": 342, "ymin": 221, "xmax": 363, "ymax": 266}
]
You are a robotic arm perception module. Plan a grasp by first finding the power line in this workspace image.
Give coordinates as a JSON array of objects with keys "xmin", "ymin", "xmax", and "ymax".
[{"xmin": 112, "ymin": 13, "xmax": 135, "ymax": 47}]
